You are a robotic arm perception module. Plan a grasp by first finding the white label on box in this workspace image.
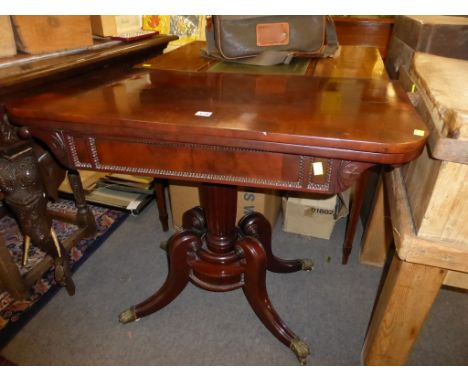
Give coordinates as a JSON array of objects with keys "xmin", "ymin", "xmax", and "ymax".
[
  {"xmin": 195, "ymin": 111, "xmax": 213, "ymax": 117},
  {"xmin": 312, "ymin": 162, "xmax": 324, "ymax": 176}
]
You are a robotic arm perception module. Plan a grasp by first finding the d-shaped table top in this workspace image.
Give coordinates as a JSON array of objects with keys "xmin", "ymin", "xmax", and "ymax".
[{"xmin": 6, "ymin": 66, "xmax": 427, "ymax": 164}]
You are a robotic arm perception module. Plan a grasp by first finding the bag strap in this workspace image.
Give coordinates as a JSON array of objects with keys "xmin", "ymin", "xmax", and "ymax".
[
  {"xmin": 203, "ymin": 16, "xmax": 340, "ymax": 66},
  {"xmin": 322, "ymin": 16, "xmax": 340, "ymax": 58},
  {"xmin": 202, "ymin": 47, "xmax": 295, "ymax": 66}
]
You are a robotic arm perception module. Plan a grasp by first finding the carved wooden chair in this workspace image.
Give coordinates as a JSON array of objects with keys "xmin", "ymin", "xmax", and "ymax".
[{"xmin": 0, "ymin": 116, "xmax": 96, "ymax": 300}]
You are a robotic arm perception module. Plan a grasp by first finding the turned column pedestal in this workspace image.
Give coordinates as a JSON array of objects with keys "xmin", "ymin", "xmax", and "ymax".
[{"xmin": 119, "ymin": 182, "xmax": 313, "ymax": 364}]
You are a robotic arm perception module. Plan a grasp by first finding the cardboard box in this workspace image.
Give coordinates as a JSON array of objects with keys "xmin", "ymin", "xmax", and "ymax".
[
  {"xmin": 282, "ymin": 190, "xmax": 350, "ymax": 240},
  {"xmin": 11, "ymin": 16, "xmax": 93, "ymax": 54},
  {"xmin": 0, "ymin": 16, "xmax": 16, "ymax": 58},
  {"xmin": 90, "ymin": 16, "xmax": 142, "ymax": 37},
  {"xmin": 169, "ymin": 182, "xmax": 281, "ymax": 229}
]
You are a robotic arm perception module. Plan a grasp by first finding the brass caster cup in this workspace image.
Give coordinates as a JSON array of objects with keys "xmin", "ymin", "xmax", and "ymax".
[
  {"xmin": 160, "ymin": 241, "xmax": 168, "ymax": 251},
  {"xmin": 119, "ymin": 307, "xmax": 138, "ymax": 324},
  {"xmin": 290, "ymin": 337, "xmax": 310, "ymax": 365},
  {"xmin": 301, "ymin": 259, "xmax": 314, "ymax": 272}
]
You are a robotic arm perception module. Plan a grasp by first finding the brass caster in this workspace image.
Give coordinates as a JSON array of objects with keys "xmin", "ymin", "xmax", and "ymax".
[
  {"xmin": 119, "ymin": 307, "xmax": 138, "ymax": 324},
  {"xmin": 160, "ymin": 241, "xmax": 168, "ymax": 251},
  {"xmin": 290, "ymin": 337, "xmax": 310, "ymax": 365},
  {"xmin": 301, "ymin": 259, "xmax": 314, "ymax": 272}
]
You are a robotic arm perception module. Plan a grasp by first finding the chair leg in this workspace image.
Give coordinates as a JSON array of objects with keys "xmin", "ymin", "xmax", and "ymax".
[
  {"xmin": 67, "ymin": 169, "xmax": 97, "ymax": 236},
  {"xmin": 0, "ymin": 233, "xmax": 28, "ymax": 300}
]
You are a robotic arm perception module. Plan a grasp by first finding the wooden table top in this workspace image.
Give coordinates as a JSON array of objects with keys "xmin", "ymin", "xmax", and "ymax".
[{"xmin": 6, "ymin": 43, "xmax": 427, "ymax": 164}]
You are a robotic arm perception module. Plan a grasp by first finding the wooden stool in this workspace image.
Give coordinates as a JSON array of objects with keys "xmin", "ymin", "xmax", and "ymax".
[
  {"xmin": 362, "ymin": 168, "xmax": 467, "ymax": 365},
  {"xmin": 362, "ymin": 52, "xmax": 468, "ymax": 364}
]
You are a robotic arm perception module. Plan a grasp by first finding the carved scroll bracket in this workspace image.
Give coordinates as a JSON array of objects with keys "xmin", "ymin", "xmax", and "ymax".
[
  {"xmin": 18, "ymin": 126, "xmax": 73, "ymax": 170},
  {"xmin": 335, "ymin": 160, "xmax": 375, "ymax": 193}
]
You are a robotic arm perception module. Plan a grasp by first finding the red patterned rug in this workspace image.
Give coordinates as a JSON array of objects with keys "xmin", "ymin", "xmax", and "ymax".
[{"xmin": 0, "ymin": 199, "xmax": 128, "ymax": 346}]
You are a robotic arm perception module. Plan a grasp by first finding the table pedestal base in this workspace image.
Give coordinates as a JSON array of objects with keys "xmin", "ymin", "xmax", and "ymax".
[{"xmin": 119, "ymin": 183, "xmax": 313, "ymax": 364}]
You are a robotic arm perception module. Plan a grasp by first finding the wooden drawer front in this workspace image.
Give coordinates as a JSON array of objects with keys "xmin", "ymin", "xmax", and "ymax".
[{"xmin": 67, "ymin": 135, "xmax": 319, "ymax": 191}]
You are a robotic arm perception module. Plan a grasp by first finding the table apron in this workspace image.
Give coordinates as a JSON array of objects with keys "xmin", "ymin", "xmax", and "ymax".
[{"xmin": 63, "ymin": 134, "xmax": 375, "ymax": 194}]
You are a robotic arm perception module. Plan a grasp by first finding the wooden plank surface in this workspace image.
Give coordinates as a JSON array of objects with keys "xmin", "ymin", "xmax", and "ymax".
[
  {"xmin": 411, "ymin": 52, "xmax": 468, "ymax": 141},
  {"xmin": 385, "ymin": 167, "xmax": 468, "ymax": 273},
  {"xmin": 359, "ymin": 174, "xmax": 468, "ymax": 289},
  {"xmin": 404, "ymin": 146, "xmax": 468, "ymax": 246}
]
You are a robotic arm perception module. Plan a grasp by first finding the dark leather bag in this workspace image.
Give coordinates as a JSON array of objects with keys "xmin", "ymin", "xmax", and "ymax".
[{"xmin": 204, "ymin": 15, "xmax": 340, "ymax": 65}]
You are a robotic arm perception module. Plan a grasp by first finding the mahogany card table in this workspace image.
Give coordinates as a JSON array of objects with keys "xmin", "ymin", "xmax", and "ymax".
[{"xmin": 5, "ymin": 42, "xmax": 427, "ymax": 364}]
